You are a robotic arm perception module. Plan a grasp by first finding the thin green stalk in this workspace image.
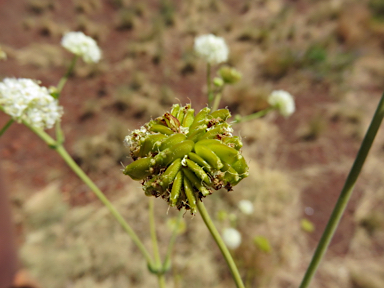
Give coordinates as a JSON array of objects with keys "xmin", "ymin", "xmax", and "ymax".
[
  {"xmin": 299, "ymin": 91, "xmax": 384, "ymax": 288},
  {"xmin": 149, "ymin": 198, "xmax": 167, "ymax": 288},
  {"xmin": 207, "ymin": 63, "xmax": 213, "ymax": 105},
  {"xmin": 157, "ymin": 274, "xmax": 166, "ymax": 288},
  {"xmin": 57, "ymin": 55, "xmax": 78, "ymax": 95},
  {"xmin": 233, "ymin": 108, "xmax": 273, "ymax": 124},
  {"xmin": 212, "ymin": 92, "xmax": 223, "ymax": 112},
  {"xmin": 25, "ymin": 124, "xmax": 154, "ymax": 266},
  {"xmin": 149, "ymin": 198, "xmax": 162, "ymax": 268},
  {"xmin": 55, "ymin": 122, "xmax": 64, "ymax": 144},
  {"xmin": 163, "ymin": 209, "xmax": 184, "ymax": 269},
  {"xmin": 56, "ymin": 144, "xmax": 154, "ymax": 265},
  {"xmin": 196, "ymin": 201, "xmax": 245, "ymax": 288},
  {"xmin": 0, "ymin": 118, "xmax": 14, "ymax": 137}
]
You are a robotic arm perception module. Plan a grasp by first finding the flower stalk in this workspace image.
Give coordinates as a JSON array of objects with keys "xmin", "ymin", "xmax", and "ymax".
[
  {"xmin": 149, "ymin": 198, "xmax": 167, "ymax": 288},
  {"xmin": 196, "ymin": 201, "xmax": 245, "ymax": 288},
  {"xmin": 56, "ymin": 55, "xmax": 78, "ymax": 96},
  {"xmin": 0, "ymin": 118, "xmax": 14, "ymax": 137},
  {"xmin": 24, "ymin": 123, "xmax": 154, "ymax": 267},
  {"xmin": 299, "ymin": 91, "xmax": 384, "ymax": 288},
  {"xmin": 233, "ymin": 108, "xmax": 273, "ymax": 124}
]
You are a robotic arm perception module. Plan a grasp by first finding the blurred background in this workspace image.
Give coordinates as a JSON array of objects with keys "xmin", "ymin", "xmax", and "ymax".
[{"xmin": 1, "ymin": 0, "xmax": 384, "ymax": 287}]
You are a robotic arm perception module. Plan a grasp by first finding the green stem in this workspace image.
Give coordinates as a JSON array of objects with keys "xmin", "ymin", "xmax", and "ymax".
[
  {"xmin": 149, "ymin": 198, "xmax": 167, "ymax": 288},
  {"xmin": 25, "ymin": 123, "xmax": 154, "ymax": 266},
  {"xmin": 55, "ymin": 121, "xmax": 64, "ymax": 144},
  {"xmin": 157, "ymin": 274, "xmax": 166, "ymax": 288},
  {"xmin": 196, "ymin": 201, "xmax": 245, "ymax": 288},
  {"xmin": 57, "ymin": 55, "xmax": 78, "ymax": 96},
  {"xmin": 56, "ymin": 144, "xmax": 154, "ymax": 265},
  {"xmin": 149, "ymin": 198, "xmax": 162, "ymax": 268},
  {"xmin": 299, "ymin": 91, "xmax": 384, "ymax": 288},
  {"xmin": 0, "ymin": 118, "xmax": 14, "ymax": 137},
  {"xmin": 207, "ymin": 63, "xmax": 213, "ymax": 106},
  {"xmin": 233, "ymin": 108, "xmax": 273, "ymax": 124},
  {"xmin": 212, "ymin": 92, "xmax": 223, "ymax": 112},
  {"xmin": 163, "ymin": 209, "xmax": 184, "ymax": 269}
]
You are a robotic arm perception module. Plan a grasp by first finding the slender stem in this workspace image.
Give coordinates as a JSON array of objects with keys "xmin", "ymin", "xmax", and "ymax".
[
  {"xmin": 26, "ymin": 123, "xmax": 57, "ymax": 147},
  {"xmin": 149, "ymin": 198, "xmax": 162, "ymax": 268},
  {"xmin": 57, "ymin": 55, "xmax": 78, "ymax": 96},
  {"xmin": 25, "ymin": 123, "xmax": 154, "ymax": 265},
  {"xmin": 55, "ymin": 121, "xmax": 64, "ymax": 144},
  {"xmin": 212, "ymin": 92, "xmax": 223, "ymax": 112},
  {"xmin": 207, "ymin": 63, "xmax": 213, "ymax": 106},
  {"xmin": 55, "ymin": 144, "xmax": 154, "ymax": 265},
  {"xmin": 196, "ymin": 201, "xmax": 245, "ymax": 288},
  {"xmin": 233, "ymin": 108, "xmax": 273, "ymax": 124},
  {"xmin": 157, "ymin": 274, "xmax": 166, "ymax": 288},
  {"xmin": 163, "ymin": 209, "xmax": 184, "ymax": 269},
  {"xmin": 0, "ymin": 118, "xmax": 14, "ymax": 137},
  {"xmin": 149, "ymin": 198, "xmax": 167, "ymax": 288},
  {"xmin": 299, "ymin": 91, "xmax": 384, "ymax": 288}
]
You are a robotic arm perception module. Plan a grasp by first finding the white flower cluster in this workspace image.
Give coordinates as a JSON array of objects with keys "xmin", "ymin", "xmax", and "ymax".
[
  {"xmin": 222, "ymin": 228, "xmax": 242, "ymax": 249},
  {"xmin": 268, "ymin": 90, "xmax": 295, "ymax": 117},
  {"xmin": 61, "ymin": 31, "xmax": 101, "ymax": 63},
  {"xmin": 194, "ymin": 34, "xmax": 229, "ymax": 65},
  {"xmin": 0, "ymin": 78, "xmax": 63, "ymax": 129}
]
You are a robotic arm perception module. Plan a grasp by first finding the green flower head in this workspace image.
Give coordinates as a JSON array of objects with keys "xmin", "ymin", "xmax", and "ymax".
[{"xmin": 123, "ymin": 104, "xmax": 249, "ymax": 214}]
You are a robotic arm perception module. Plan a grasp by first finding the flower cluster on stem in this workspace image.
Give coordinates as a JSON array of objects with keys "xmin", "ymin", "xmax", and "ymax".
[
  {"xmin": 0, "ymin": 78, "xmax": 63, "ymax": 129},
  {"xmin": 61, "ymin": 31, "xmax": 101, "ymax": 63}
]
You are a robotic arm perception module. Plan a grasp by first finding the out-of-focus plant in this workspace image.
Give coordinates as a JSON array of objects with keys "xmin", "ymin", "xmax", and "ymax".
[{"xmin": 1, "ymin": 28, "xmax": 383, "ymax": 288}]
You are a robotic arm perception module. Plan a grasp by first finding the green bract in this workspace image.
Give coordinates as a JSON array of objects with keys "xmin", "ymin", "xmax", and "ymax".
[{"xmin": 123, "ymin": 104, "xmax": 249, "ymax": 214}]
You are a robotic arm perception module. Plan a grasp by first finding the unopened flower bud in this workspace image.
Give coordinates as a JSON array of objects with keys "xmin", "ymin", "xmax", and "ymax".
[
  {"xmin": 219, "ymin": 66, "xmax": 242, "ymax": 84},
  {"xmin": 222, "ymin": 228, "xmax": 242, "ymax": 249},
  {"xmin": 238, "ymin": 200, "xmax": 253, "ymax": 215},
  {"xmin": 213, "ymin": 77, "xmax": 224, "ymax": 87}
]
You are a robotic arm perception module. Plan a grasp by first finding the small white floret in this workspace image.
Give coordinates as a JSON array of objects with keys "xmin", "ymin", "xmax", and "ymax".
[
  {"xmin": 268, "ymin": 90, "xmax": 295, "ymax": 117},
  {"xmin": 222, "ymin": 228, "xmax": 242, "ymax": 249},
  {"xmin": 194, "ymin": 34, "xmax": 229, "ymax": 65},
  {"xmin": 61, "ymin": 31, "xmax": 101, "ymax": 63},
  {"xmin": 0, "ymin": 78, "xmax": 63, "ymax": 129},
  {"xmin": 238, "ymin": 200, "xmax": 254, "ymax": 215}
]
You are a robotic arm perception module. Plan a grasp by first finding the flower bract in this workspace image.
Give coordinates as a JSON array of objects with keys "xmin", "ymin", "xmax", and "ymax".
[
  {"xmin": 123, "ymin": 104, "xmax": 249, "ymax": 214},
  {"xmin": 194, "ymin": 34, "xmax": 229, "ymax": 65},
  {"xmin": 0, "ymin": 78, "xmax": 63, "ymax": 129},
  {"xmin": 61, "ymin": 31, "xmax": 101, "ymax": 63}
]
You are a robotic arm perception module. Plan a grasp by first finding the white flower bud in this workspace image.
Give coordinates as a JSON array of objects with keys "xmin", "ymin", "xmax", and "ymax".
[
  {"xmin": 222, "ymin": 228, "xmax": 242, "ymax": 249},
  {"xmin": 194, "ymin": 34, "xmax": 229, "ymax": 65},
  {"xmin": 0, "ymin": 78, "xmax": 63, "ymax": 129},
  {"xmin": 268, "ymin": 90, "xmax": 295, "ymax": 117},
  {"xmin": 238, "ymin": 200, "xmax": 254, "ymax": 215},
  {"xmin": 61, "ymin": 31, "xmax": 101, "ymax": 63}
]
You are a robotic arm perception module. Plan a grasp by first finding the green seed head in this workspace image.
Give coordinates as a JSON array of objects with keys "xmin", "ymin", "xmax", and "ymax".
[{"xmin": 123, "ymin": 104, "xmax": 249, "ymax": 214}]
